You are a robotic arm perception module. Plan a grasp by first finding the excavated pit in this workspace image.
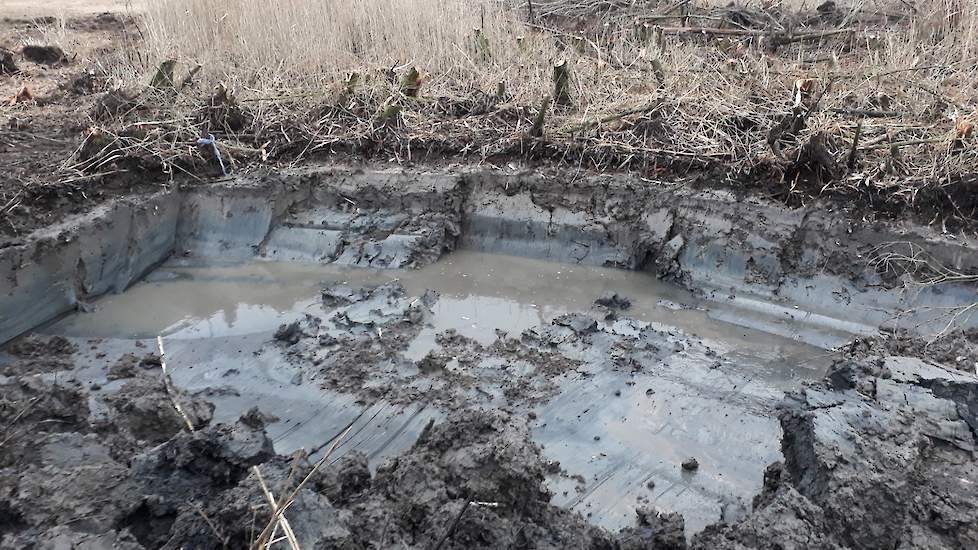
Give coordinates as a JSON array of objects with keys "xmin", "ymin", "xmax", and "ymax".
[
  {"xmin": 2, "ymin": 166, "xmax": 978, "ymax": 548},
  {"xmin": 41, "ymin": 251, "xmax": 831, "ymax": 533}
]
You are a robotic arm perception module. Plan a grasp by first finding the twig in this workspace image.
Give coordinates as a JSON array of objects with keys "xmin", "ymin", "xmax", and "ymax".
[
  {"xmin": 253, "ymin": 466, "xmax": 302, "ymax": 550},
  {"xmin": 0, "ymin": 189, "xmax": 23, "ymax": 215},
  {"xmin": 859, "ymin": 137, "xmax": 949, "ymax": 150},
  {"xmin": 847, "ymin": 121, "xmax": 862, "ymax": 170},
  {"xmin": 560, "ymin": 100, "xmax": 662, "ymax": 134},
  {"xmin": 195, "ymin": 505, "xmax": 230, "ymax": 548},
  {"xmin": 252, "ymin": 422, "xmax": 356, "ymax": 549},
  {"xmin": 657, "ymin": 26, "xmax": 853, "ymax": 41},
  {"xmin": 0, "ymin": 396, "xmax": 40, "ymax": 449},
  {"xmin": 908, "ymin": 80, "xmax": 967, "ymax": 111},
  {"xmin": 156, "ymin": 336, "xmax": 195, "ymax": 432},
  {"xmin": 431, "ymin": 501, "xmax": 500, "ymax": 550},
  {"xmin": 829, "ymin": 108, "xmax": 902, "ymax": 118},
  {"xmin": 431, "ymin": 501, "xmax": 470, "ymax": 550},
  {"xmin": 774, "ymin": 28, "xmax": 856, "ymax": 44}
]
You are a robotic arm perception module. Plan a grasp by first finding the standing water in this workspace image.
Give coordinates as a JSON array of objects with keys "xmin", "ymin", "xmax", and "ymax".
[{"xmin": 46, "ymin": 250, "xmax": 835, "ymax": 533}]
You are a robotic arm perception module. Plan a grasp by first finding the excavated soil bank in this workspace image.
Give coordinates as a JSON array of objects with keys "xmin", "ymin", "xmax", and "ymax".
[{"xmin": 2, "ymin": 167, "xmax": 978, "ymax": 548}]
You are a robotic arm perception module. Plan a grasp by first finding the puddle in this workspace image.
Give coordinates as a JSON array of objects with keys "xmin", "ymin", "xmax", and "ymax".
[
  {"xmin": 51, "ymin": 251, "xmax": 830, "ymax": 366},
  {"xmin": 45, "ymin": 250, "xmax": 837, "ymax": 535}
]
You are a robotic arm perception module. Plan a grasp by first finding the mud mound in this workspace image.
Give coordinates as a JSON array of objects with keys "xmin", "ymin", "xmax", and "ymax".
[
  {"xmin": 0, "ymin": 376, "xmax": 90, "ymax": 468},
  {"xmin": 123, "ymin": 420, "xmax": 276, "ymax": 548},
  {"xmin": 694, "ymin": 355, "xmax": 978, "ymax": 549},
  {"xmin": 316, "ymin": 410, "xmax": 628, "ymax": 549},
  {"xmin": 692, "ymin": 463, "xmax": 839, "ymax": 549},
  {"xmin": 848, "ymin": 329, "xmax": 978, "ymax": 374},
  {"xmin": 160, "ymin": 411, "xmax": 680, "ymax": 548},
  {"xmin": 21, "ymin": 44, "xmax": 66, "ymax": 65},
  {"xmin": 152, "ymin": 410, "xmax": 610, "ymax": 549},
  {"xmin": 1, "ymin": 335, "xmax": 78, "ymax": 376},
  {"xmin": 280, "ymin": 281, "xmax": 589, "ymax": 408},
  {"xmin": 280, "ymin": 281, "xmax": 688, "ymax": 411},
  {"xmin": 0, "ymin": 432, "xmax": 138, "ymax": 537},
  {"xmin": 103, "ymin": 369, "xmax": 214, "ymax": 444},
  {"xmin": 0, "ymin": 390, "xmax": 685, "ymax": 550},
  {"xmin": 5, "ymin": 335, "xmax": 77, "ymax": 358},
  {"xmin": 618, "ymin": 507, "xmax": 687, "ymax": 550},
  {"xmin": 0, "ymin": 416, "xmax": 272, "ymax": 549}
]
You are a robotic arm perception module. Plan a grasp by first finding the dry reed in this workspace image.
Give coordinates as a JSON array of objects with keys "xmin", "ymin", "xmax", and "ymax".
[{"xmin": 80, "ymin": 0, "xmax": 977, "ymax": 214}]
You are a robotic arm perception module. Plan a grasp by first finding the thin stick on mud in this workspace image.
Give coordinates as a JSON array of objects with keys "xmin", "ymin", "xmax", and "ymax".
[
  {"xmin": 432, "ymin": 501, "xmax": 500, "ymax": 550},
  {"xmin": 0, "ymin": 396, "xmax": 39, "ymax": 449},
  {"xmin": 194, "ymin": 505, "xmax": 230, "ymax": 548},
  {"xmin": 252, "ymin": 422, "xmax": 356, "ymax": 549},
  {"xmin": 868, "ymin": 241, "xmax": 978, "ymax": 340},
  {"xmin": 431, "ymin": 500, "xmax": 471, "ymax": 550},
  {"xmin": 156, "ymin": 336, "xmax": 195, "ymax": 432},
  {"xmin": 253, "ymin": 466, "xmax": 302, "ymax": 550}
]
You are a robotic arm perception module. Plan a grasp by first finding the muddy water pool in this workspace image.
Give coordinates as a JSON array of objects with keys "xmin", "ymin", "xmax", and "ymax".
[
  {"xmin": 52, "ymin": 251, "xmax": 830, "ymax": 369},
  {"xmin": 45, "ymin": 250, "xmax": 838, "ymax": 533}
]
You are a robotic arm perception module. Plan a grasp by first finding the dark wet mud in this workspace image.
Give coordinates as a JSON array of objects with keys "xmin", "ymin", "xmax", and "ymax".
[
  {"xmin": 2, "ymin": 330, "xmax": 976, "ymax": 549},
  {"xmin": 2, "ymin": 168, "xmax": 978, "ymax": 548},
  {"xmin": 33, "ymin": 251, "xmax": 832, "ymax": 533}
]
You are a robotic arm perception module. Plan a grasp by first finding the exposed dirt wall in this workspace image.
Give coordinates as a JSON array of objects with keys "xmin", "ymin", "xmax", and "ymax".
[{"xmin": 4, "ymin": 166, "xmax": 977, "ymax": 346}]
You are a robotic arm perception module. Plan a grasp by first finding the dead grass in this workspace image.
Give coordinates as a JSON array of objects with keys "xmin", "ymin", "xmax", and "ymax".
[
  {"xmin": 870, "ymin": 241, "xmax": 978, "ymax": 338},
  {"xmin": 80, "ymin": 0, "xmax": 978, "ymax": 215}
]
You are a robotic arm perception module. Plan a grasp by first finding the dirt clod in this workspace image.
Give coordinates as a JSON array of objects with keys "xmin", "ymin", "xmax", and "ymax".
[
  {"xmin": 0, "ymin": 47, "xmax": 16, "ymax": 73},
  {"xmin": 619, "ymin": 507, "xmax": 687, "ymax": 550},
  {"xmin": 103, "ymin": 370, "xmax": 214, "ymax": 444},
  {"xmin": 596, "ymin": 292, "xmax": 632, "ymax": 310},
  {"xmin": 1, "ymin": 336, "xmax": 78, "ymax": 376},
  {"xmin": 273, "ymin": 321, "xmax": 303, "ymax": 345},
  {"xmin": 90, "ymin": 88, "xmax": 139, "ymax": 120},
  {"xmin": 6, "ymin": 335, "xmax": 77, "ymax": 358},
  {"xmin": 21, "ymin": 44, "xmax": 66, "ymax": 65}
]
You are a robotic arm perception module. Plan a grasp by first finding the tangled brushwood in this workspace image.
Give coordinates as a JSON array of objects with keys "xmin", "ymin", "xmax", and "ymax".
[{"xmin": 71, "ymin": 0, "xmax": 976, "ymax": 220}]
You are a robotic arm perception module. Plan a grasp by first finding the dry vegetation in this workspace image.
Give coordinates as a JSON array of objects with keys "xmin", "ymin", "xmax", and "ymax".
[{"xmin": 70, "ymin": 0, "xmax": 978, "ymax": 217}]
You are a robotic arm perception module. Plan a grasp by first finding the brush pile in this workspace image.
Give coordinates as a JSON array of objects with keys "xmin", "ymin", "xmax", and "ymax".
[{"xmin": 68, "ymin": 0, "xmax": 978, "ymax": 222}]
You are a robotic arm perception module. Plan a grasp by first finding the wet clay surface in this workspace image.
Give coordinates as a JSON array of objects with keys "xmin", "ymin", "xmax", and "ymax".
[
  {"xmin": 0, "ymin": 370, "xmax": 680, "ymax": 550},
  {"xmin": 2, "ymin": 229, "xmax": 978, "ymax": 547},
  {"xmin": 36, "ymin": 251, "xmax": 834, "ymax": 533},
  {"xmin": 695, "ymin": 354, "xmax": 978, "ymax": 549},
  {"xmin": 2, "ymin": 328, "xmax": 977, "ymax": 548}
]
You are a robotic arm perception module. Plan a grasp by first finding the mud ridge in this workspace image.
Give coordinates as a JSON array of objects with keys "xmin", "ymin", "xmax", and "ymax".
[
  {"xmin": 0, "ymin": 350, "xmax": 685, "ymax": 549},
  {"xmin": 695, "ymin": 353, "xmax": 978, "ymax": 549}
]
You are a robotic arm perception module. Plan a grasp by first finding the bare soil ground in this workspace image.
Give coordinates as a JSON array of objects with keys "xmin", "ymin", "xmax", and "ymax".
[
  {"xmin": 0, "ymin": 10, "xmax": 157, "ymax": 241},
  {"xmin": 2, "ymin": 306, "xmax": 977, "ymax": 548}
]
